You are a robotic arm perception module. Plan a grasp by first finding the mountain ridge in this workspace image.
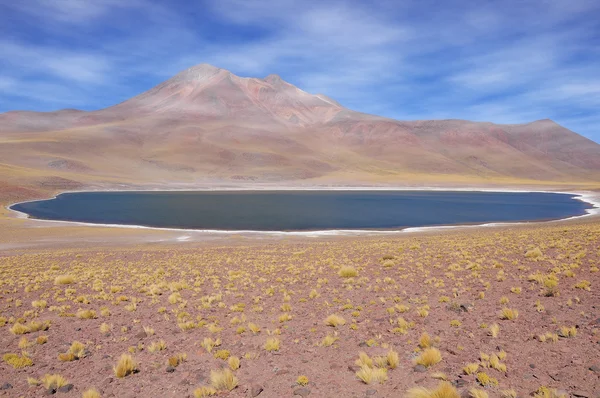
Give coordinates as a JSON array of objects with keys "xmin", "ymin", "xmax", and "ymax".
[{"xmin": 0, "ymin": 63, "xmax": 599, "ymax": 203}]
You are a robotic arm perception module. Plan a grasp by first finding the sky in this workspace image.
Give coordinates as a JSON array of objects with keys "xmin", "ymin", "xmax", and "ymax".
[{"xmin": 1, "ymin": 0, "xmax": 599, "ymax": 143}]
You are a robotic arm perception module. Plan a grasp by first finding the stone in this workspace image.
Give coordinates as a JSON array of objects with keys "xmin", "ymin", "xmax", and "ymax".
[
  {"xmin": 58, "ymin": 384, "xmax": 74, "ymax": 393},
  {"xmin": 366, "ymin": 389, "xmax": 377, "ymax": 396},
  {"xmin": 453, "ymin": 379, "xmax": 467, "ymax": 388},
  {"xmin": 45, "ymin": 388, "xmax": 57, "ymax": 395},
  {"xmin": 166, "ymin": 366, "xmax": 176, "ymax": 373},
  {"xmin": 589, "ymin": 364, "xmax": 600, "ymax": 372},
  {"xmin": 529, "ymin": 364, "xmax": 536, "ymax": 368},
  {"xmin": 0, "ymin": 383, "xmax": 13, "ymax": 390},
  {"xmin": 413, "ymin": 365, "xmax": 427, "ymax": 373},
  {"xmin": 249, "ymin": 384, "xmax": 264, "ymax": 397},
  {"xmin": 293, "ymin": 388, "xmax": 311, "ymax": 397},
  {"xmin": 358, "ymin": 342, "xmax": 369, "ymax": 348},
  {"xmin": 135, "ymin": 330, "xmax": 147, "ymax": 339},
  {"xmin": 572, "ymin": 391, "xmax": 591, "ymax": 398}
]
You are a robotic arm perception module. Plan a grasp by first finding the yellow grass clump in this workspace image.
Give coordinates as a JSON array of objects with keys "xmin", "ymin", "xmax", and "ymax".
[
  {"xmin": 338, "ymin": 266, "xmax": 358, "ymax": 278},
  {"xmin": 356, "ymin": 365, "xmax": 388, "ymax": 384},
  {"xmin": 54, "ymin": 275, "xmax": 75, "ymax": 285},
  {"xmin": 499, "ymin": 308, "xmax": 519, "ymax": 320},
  {"xmin": 463, "ymin": 363, "xmax": 479, "ymax": 375},
  {"xmin": 264, "ymin": 337, "xmax": 280, "ymax": 352},
  {"xmin": 210, "ymin": 368, "xmax": 238, "ymax": 391},
  {"xmin": 82, "ymin": 388, "xmax": 102, "ymax": 398},
  {"xmin": 41, "ymin": 374, "xmax": 69, "ymax": 390},
  {"xmin": 469, "ymin": 388, "xmax": 489, "ymax": 398},
  {"xmin": 558, "ymin": 326, "xmax": 577, "ymax": 338},
  {"xmin": 324, "ymin": 314, "xmax": 346, "ymax": 327},
  {"xmin": 194, "ymin": 386, "xmax": 217, "ymax": 397},
  {"xmin": 414, "ymin": 347, "xmax": 442, "ymax": 368},
  {"xmin": 406, "ymin": 381, "xmax": 460, "ymax": 398},
  {"xmin": 533, "ymin": 387, "xmax": 568, "ymax": 398},
  {"xmin": 3, "ymin": 353, "xmax": 33, "ymax": 368},
  {"xmin": 113, "ymin": 354, "xmax": 138, "ymax": 378},
  {"xmin": 297, "ymin": 375, "xmax": 309, "ymax": 385}
]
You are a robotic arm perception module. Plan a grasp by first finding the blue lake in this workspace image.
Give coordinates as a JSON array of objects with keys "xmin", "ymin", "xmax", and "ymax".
[{"xmin": 10, "ymin": 190, "xmax": 591, "ymax": 231}]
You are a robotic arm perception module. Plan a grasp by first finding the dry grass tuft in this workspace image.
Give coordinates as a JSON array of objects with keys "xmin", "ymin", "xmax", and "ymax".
[
  {"xmin": 324, "ymin": 314, "xmax": 346, "ymax": 327},
  {"xmin": 338, "ymin": 266, "xmax": 358, "ymax": 278},
  {"xmin": 499, "ymin": 308, "xmax": 519, "ymax": 320},
  {"xmin": 41, "ymin": 374, "xmax": 68, "ymax": 390},
  {"xmin": 54, "ymin": 275, "xmax": 75, "ymax": 285},
  {"xmin": 82, "ymin": 388, "xmax": 102, "ymax": 398},
  {"xmin": 406, "ymin": 381, "xmax": 460, "ymax": 398},
  {"xmin": 296, "ymin": 375, "xmax": 309, "ymax": 386},
  {"xmin": 414, "ymin": 347, "xmax": 442, "ymax": 367},
  {"xmin": 210, "ymin": 368, "xmax": 238, "ymax": 391},
  {"xmin": 264, "ymin": 337, "xmax": 280, "ymax": 352},
  {"xmin": 3, "ymin": 353, "xmax": 33, "ymax": 368},
  {"xmin": 194, "ymin": 386, "xmax": 217, "ymax": 397},
  {"xmin": 356, "ymin": 365, "xmax": 387, "ymax": 384},
  {"xmin": 113, "ymin": 354, "xmax": 138, "ymax": 378}
]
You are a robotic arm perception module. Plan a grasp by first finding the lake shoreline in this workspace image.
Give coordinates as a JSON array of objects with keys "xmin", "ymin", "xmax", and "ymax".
[{"xmin": 7, "ymin": 187, "xmax": 600, "ymax": 236}]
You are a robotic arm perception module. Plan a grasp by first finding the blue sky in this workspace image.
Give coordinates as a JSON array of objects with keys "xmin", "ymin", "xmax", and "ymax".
[{"xmin": 1, "ymin": 0, "xmax": 599, "ymax": 143}]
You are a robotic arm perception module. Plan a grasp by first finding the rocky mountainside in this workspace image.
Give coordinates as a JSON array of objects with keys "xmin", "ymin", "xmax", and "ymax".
[{"xmin": 1, "ymin": 64, "xmax": 599, "ymax": 201}]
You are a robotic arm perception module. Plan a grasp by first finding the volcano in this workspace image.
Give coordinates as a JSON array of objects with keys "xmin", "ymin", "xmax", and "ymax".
[{"xmin": 1, "ymin": 64, "xmax": 599, "ymax": 202}]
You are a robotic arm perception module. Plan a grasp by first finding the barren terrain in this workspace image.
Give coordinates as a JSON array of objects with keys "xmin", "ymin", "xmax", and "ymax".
[{"xmin": 1, "ymin": 218, "xmax": 599, "ymax": 397}]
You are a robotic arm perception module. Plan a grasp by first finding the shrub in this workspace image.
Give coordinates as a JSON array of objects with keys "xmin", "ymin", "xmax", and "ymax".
[
  {"xmin": 113, "ymin": 354, "xmax": 137, "ymax": 378},
  {"xmin": 264, "ymin": 337, "xmax": 280, "ymax": 352},
  {"xmin": 356, "ymin": 365, "xmax": 387, "ymax": 384},
  {"xmin": 414, "ymin": 348, "xmax": 442, "ymax": 367},
  {"xmin": 3, "ymin": 353, "xmax": 33, "ymax": 368},
  {"xmin": 324, "ymin": 314, "xmax": 346, "ymax": 327},
  {"xmin": 82, "ymin": 388, "xmax": 102, "ymax": 398},
  {"xmin": 54, "ymin": 275, "xmax": 75, "ymax": 285},
  {"xmin": 499, "ymin": 308, "xmax": 518, "ymax": 320},
  {"xmin": 405, "ymin": 381, "xmax": 460, "ymax": 398},
  {"xmin": 338, "ymin": 266, "xmax": 358, "ymax": 278},
  {"xmin": 194, "ymin": 386, "xmax": 217, "ymax": 397},
  {"xmin": 210, "ymin": 368, "xmax": 238, "ymax": 391},
  {"xmin": 297, "ymin": 375, "xmax": 309, "ymax": 385},
  {"xmin": 41, "ymin": 374, "xmax": 69, "ymax": 390}
]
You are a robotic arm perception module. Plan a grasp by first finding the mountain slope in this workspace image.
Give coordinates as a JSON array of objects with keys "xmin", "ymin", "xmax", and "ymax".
[{"xmin": 1, "ymin": 63, "xmax": 599, "ymax": 202}]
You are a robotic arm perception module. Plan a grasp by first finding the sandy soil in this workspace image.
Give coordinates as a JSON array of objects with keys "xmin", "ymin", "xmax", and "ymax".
[{"xmin": 1, "ymin": 218, "xmax": 599, "ymax": 397}]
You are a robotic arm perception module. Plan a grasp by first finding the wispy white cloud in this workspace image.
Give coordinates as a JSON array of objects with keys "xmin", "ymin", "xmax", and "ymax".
[{"xmin": 0, "ymin": 0, "xmax": 599, "ymax": 142}]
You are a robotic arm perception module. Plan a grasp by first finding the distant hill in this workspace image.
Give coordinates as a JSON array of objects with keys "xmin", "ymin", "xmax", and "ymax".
[{"xmin": 1, "ymin": 63, "xmax": 599, "ymax": 202}]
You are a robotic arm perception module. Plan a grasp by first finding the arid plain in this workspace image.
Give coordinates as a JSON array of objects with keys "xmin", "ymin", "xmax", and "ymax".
[{"xmin": 1, "ymin": 64, "xmax": 600, "ymax": 398}]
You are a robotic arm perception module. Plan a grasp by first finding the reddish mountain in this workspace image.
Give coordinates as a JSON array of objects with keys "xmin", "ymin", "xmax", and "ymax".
[{"xmin": 1, "ymin": 64, "xmax": 599, "ymax": 199}]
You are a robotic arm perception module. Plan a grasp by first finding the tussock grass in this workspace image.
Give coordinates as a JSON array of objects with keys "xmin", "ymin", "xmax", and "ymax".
[
  {"xmin": 3, "ymin": 353, "xmax": 33, "ymax": 368},
  {"xmin": 210, "ymin": 368, "xmax": 238, "ymax": 391},
  {"xmin": 338, "ymin": 266, "xmax": 358, "ymax": 278},
  {"xmin": 264, "ymin": 337, "xmax": 280, "ymax": 352},
  {"xmin": 113, "ymin": 354, "xmax": 137, "ymax": 378},
  {"xmin": 82, "ymin": 388, "xmax": 102, "ymax": 398},
  {"xmin": 356, "ymin": 365, "xmax": 387, "ymax": 384},
  {"xmin": 499, "ymin": 308, "xmax": 519, "ymax": 320},
  {"xmin": 296, "ymin": 375, "xmax": 309, "ymax": 385},
  {"xmin": 324, "ymin": 314, "xmax": 346, "ymax": 327},
  {"xmin": 414, "ymin": 347, "xmax": 442, "ymax": 367},
  {"xmin": 41, "ymin": 374, "xmax": 68, "ymax": 390},
  {"xmin": 194, "ymin": 386, "xmax": 217, "ymax": 397},
  {"xmin": 406, "ymin": 381, "xmax": 460, "ymax": 398},
  {"xmin": 54, "ymin": 275, "xmax": 75, "ymax": 285}
]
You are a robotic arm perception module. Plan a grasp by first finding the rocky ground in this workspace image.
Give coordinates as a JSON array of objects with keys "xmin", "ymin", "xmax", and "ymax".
[{"xmin": 0, "ymin": 221, "xmax": 599, "ymax": 397}]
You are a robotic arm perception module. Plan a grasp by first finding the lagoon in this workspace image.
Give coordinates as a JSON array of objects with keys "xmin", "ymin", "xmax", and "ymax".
[{"xmin": 10, "ymin": 190, "xmax": 592, "ymax": 231}]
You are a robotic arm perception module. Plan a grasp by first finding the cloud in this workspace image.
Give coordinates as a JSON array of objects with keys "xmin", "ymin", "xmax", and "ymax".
[{"xmin": 0, "ymin": 0, "xmax": 599, "ymax": 142}]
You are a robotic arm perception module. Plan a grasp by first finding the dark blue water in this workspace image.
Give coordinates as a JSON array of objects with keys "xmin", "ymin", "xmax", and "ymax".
[{"xmin": 10, "ymin": 191, "xmax": 591, "ymax": 231}]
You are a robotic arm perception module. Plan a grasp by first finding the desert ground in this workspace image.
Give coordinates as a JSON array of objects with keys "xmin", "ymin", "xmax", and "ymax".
[{"xmin": 1, "ymin": 188, "xmax": 599, "ymax": 398}]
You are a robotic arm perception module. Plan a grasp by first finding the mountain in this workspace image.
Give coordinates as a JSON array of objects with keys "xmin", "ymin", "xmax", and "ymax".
[{"xmin": 1, "ymin": 64, "xmax": 599, "ymax": 202}]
